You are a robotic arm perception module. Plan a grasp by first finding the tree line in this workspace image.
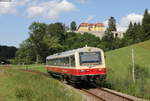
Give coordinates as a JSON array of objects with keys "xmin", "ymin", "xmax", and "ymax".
[
  {"xmin": 124, "ymin": 9, "xmax": 150, "ymax": 45},
  {"xmin": 0, "ymin": 45, "xmax": 17, "ymax": 64},
  {"xmin": 12, "ymin": 9, "xmax": 150, "ymax": 64}
]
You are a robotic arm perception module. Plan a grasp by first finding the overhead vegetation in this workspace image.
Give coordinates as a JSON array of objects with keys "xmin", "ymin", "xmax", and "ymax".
[{"xmin": 13, "ymin": 9, "xmax": 150, "ymax": 64}]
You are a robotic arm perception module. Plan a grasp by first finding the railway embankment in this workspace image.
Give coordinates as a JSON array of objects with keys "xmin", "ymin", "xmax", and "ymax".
[
  {"xmin": 0, "ymin": 67, "xmax": 85, "ymax": 101},
  {"xmin": 105, "ymin": 40, "xmax": 150, "ymax": 100}
]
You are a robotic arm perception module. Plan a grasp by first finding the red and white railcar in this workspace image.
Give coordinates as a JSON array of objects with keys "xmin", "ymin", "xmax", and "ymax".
[{"xmin": 46, "ymin": 46, "xmax": 106, "ymax": 83}]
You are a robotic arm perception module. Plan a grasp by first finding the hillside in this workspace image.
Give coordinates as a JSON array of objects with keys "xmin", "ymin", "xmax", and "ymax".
[
  {"xmin": 0, "ymin": 68, "xmax": 84, "ymax": 101},
  {"xmin": 106, "ymin": 40, "xmax": 150, "ymax": 99}
]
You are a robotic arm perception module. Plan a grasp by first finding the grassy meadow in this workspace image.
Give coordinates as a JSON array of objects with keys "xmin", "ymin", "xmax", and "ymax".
[
  {"xmin": 106, "ymin": 40, "xmax": 150, "ymax": 99},
  {"xmin": 11, "ymin": 64, "xmax": 46, "ymax": 72},
  {"xmin": 0, "ymin": 68, "xmax": 85, "ymax": 101}
]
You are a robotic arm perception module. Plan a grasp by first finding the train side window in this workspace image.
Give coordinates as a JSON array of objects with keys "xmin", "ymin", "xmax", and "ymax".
[
  {"xmin": 63, "ymin": 57, "xmax": 66, "ymax": 66},
  {"xmin": 70, "ymin": 55, "xmax": 75, "ymax": 67},
  {"xmin": 65, "ymin": 57, "xmax": 69, "ymax": 67},
  {"xmin": 54, "ymin": 59, "xmax": 56, "ymax": 65},
  {"xmin": 57, "ymin": 58, "xmax": 62, "ymax": 66},
  {"xmin": 60, "ymin": 57, "xmax": 67, "ymax": 67},
  {"xmin": 48, "ymin": 60, "xmax": 51, "ymax": 65},
  {"xmin": 46, "ymin": 59, "xmax": 48, "ymax": 65},
  {"xmin": 60, "ymin": 58, "xmax": 65, "ymax": 67},
  {"xmin": 51, "ymin": 59, "xmax": 54, "ymax": 65},
  {"xmin": 47, "ymin": 59, "xmax": 51, "ymax": 65},
  {"xmin": 54, "ymin": 59, "xmax": 57, "ymax": 65},
  {"xmin": 59, "ymin": 58, "xmax": 63, "ymax": 66},
  {"xmin": 47, "ymin": 59, "xmax": 52, "ymax": 65},
  {"xmin": 47, "ymin": 56, "xmax": 75, "ymax": 67}
]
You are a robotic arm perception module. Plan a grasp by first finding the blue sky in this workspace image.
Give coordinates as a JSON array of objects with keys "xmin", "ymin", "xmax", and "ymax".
[{"xmin": 0, "ymin": 0, "xmax": 149, "ymax": 47}]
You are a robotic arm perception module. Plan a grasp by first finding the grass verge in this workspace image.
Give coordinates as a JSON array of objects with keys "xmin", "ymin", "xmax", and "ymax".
[
  {"xmin": 105, "ymin": 40, "xmax": 150, "ymax": 100},
  {"xmin": 11, "ymin": 64, "xmax": 46, "ymax": 72},
  {"xmin": 0, "ymin": 67, "xmax": 85, "ymax": 101}
]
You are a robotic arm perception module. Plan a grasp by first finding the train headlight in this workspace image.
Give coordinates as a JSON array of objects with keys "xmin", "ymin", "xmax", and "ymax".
[
  {"xmin": 98, "ymin": 68, "xmax": 102, "ymax": 72},
  {"xmin": 80, "ymin": 70, "xmax": 86, "ymax": 72}
]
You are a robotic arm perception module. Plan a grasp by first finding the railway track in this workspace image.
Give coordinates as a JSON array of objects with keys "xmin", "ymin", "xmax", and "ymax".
[
  {"xmin": 81, "ymin": 89, "xmax": 106, "ymax": 101},
  {"xmin": 80, "ymin": 88, "xmax": 147, "ymax": 101}
]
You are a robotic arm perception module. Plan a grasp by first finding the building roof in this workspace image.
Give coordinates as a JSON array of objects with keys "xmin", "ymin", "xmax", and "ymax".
[
  {"xmin": 95, "ymin": 23, "xmax": 105, "ymax": 27},
  {"xmin": 80, "ymin": 22, "xmax": 89, "ymax": 27},
  {"xmin": 79, "ymin": 22, "xmax": 105, "ymax": 27}
]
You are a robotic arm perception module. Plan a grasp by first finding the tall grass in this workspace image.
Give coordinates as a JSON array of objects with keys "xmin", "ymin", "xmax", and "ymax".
[
  {"xmin": 102, "ymin": 40, "xmax": 150, "ymax": 100},
  {"xmin": 0, "ymin": 68, "xmax": 85, "ymax": 101},
  {"xmin": 11, "ymin": 64, "xmax": 46, "ymax": 72}
]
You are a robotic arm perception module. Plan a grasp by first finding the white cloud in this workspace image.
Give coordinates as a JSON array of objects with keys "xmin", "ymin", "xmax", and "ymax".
[
  {"xmin": 103, "ymin": 13, "xmax": 144, "ymax": 32},
  {"xmin": 27, "ymin": 0, "xmax": 77, "ymax": 19},
  {"xmin": 85, "ymin": 15, "xmax": 95, "ymax": 22},
  {"xmin": 120, "ymin": 13, "xmax": 143, "ymax": 27},
  {"xmin": 0, "ymin": 0, "xmax": 77, "ymax": 19},
  {"xmin": 116, "ymin": 25, "xmax": 128, "ymax": 32},
  {"xmin": 27, "ymin": 6, "xmax": 44, "ymax": 17},
  {"xmin": 118, "ymin": 13, "xmax": 143, "ymax": 31},
  {"xmin": 0, "ymin": 0, "xmax": 35, "ymax": 14},
  {"xmin": 15, "ymin": 0, "xmax": 30, "ymax": 6},
  {"xmin": 0, "ymin": 1, "xmax": 17, "ymax": 14},
  {"xmin": 103, "ymin": 20, "xmax": 108, "ymax": 27}
]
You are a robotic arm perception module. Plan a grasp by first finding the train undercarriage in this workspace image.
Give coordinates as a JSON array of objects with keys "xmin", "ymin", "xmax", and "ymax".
[{"xmin": 48, "ymin": 71, "xmax": 106, "ymax": 86}]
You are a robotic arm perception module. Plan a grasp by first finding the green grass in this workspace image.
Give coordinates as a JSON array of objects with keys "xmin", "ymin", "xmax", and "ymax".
[
  {"xmin": 11, "ymin": 64, "xmax": 46, "ymax": 72},
  {"xmin": 0, "ymin": 68, "xmax": 85, "ymax": 101},
  {"xmin": 105, "ymin": 40, "xmax": 150, "ymax": 99}
]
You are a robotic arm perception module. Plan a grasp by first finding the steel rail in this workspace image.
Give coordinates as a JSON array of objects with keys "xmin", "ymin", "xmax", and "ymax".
[
  {"xmin": 81, "ymin": 89, "xmax": 106, "ymax": 101},
  {"xmin": 99, "ymin": 88, "xmax": 134, "ymax": 101}
]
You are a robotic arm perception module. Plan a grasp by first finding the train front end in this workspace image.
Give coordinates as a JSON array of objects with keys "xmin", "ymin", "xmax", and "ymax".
[{"xmin": 72, "ymin": 47, "xmax": 106, "ymax": 83}]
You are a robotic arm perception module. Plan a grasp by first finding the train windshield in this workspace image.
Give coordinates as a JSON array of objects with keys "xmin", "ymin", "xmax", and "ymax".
[{"xmin": 79, "ymin": 52, "xmax": 101, "ymax": 66}]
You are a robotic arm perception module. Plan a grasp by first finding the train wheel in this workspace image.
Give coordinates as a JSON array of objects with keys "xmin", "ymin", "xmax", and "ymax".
[
  {"xmin": 59, "ymin": 75, "xmax": 65, "ymax": 82},
  {"xmin": 71, "ymin": 82, "xmax": 79, "ymax": 88},
  {"xmin": 48, "ymin": 72, "xmax": 53, "ymax": 77},
  {"xmin": 59, "ymin": 75, "xmax": 68, "ymax": 84}
]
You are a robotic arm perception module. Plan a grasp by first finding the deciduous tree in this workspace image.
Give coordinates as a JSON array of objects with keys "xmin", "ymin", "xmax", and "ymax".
[{"xmin": 29, "ymin": 22, "xmax": 48, "ymax": 63}]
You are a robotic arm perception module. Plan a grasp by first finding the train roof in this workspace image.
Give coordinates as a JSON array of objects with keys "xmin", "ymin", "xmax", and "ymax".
[{"xmin": 46, "ymin": 47, "xmax": 103, "ymax": 60}]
